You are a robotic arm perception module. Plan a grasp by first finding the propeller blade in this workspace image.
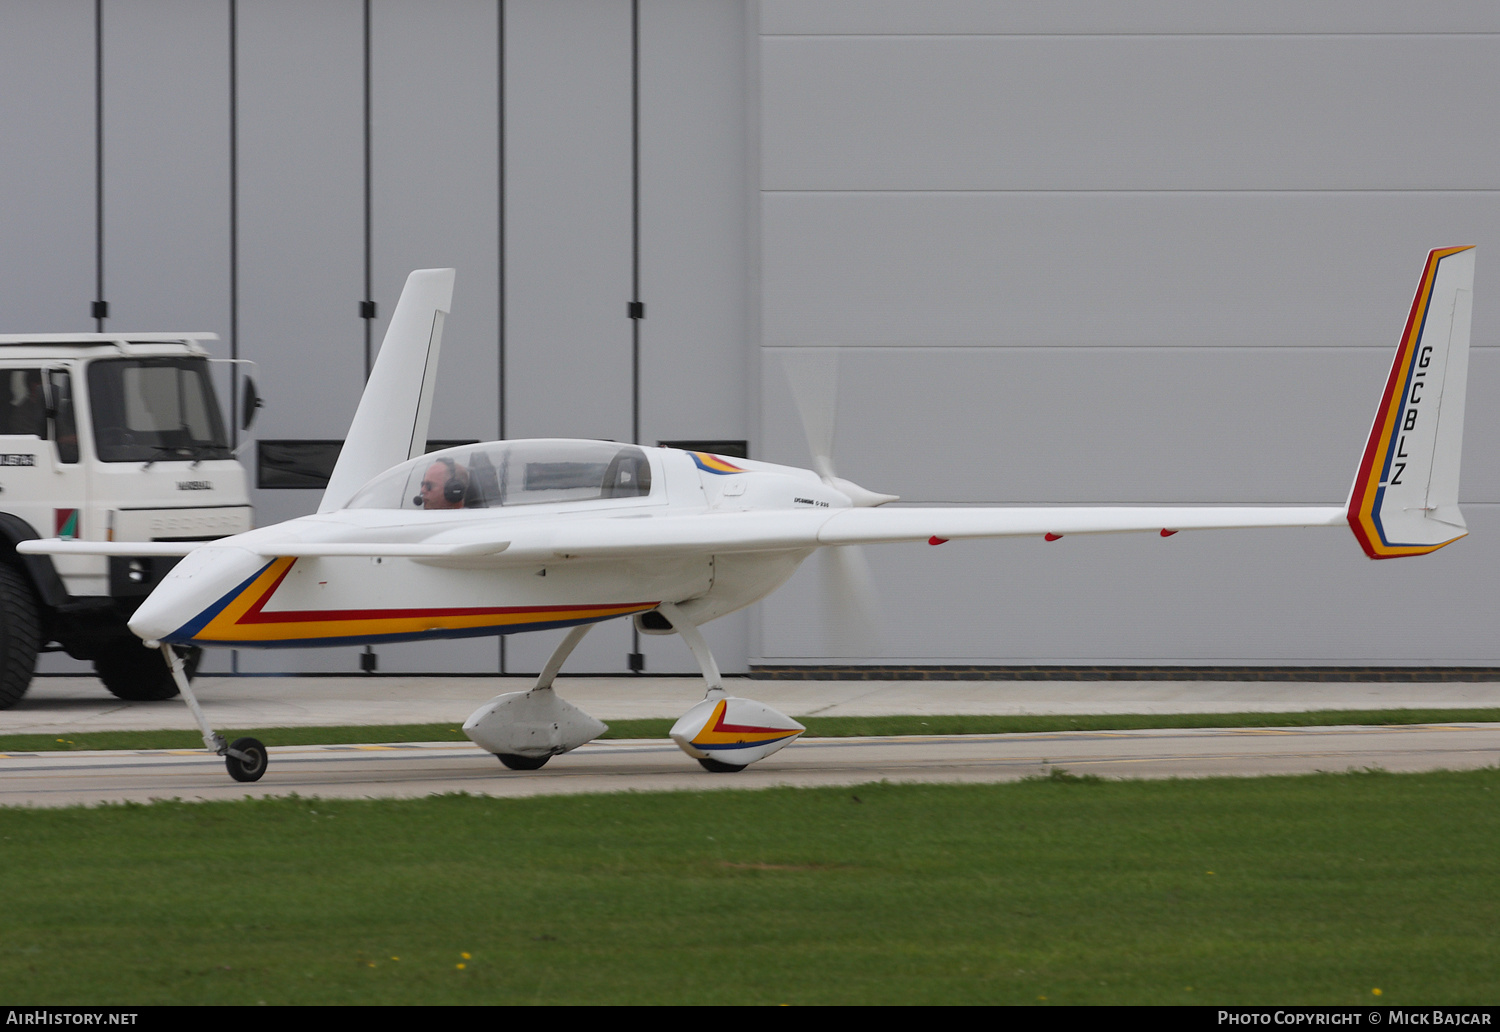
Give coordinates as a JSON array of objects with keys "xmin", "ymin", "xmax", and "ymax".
[
  {"xmin": 820, "ymin": 543, "xmax": 882, "ymax": 655},
  {"xmin": 781, "ymin": 348, "xmax": 840, "ymax": 482},
  {"xmin": 785, "ymin": 349, "xmax": 886, "ymax": 655}
]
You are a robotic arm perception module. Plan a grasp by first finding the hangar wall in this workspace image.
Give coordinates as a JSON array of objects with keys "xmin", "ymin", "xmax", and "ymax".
[
  {"xmin": 1, "ymin": 1, "xmax": 1495, "ymax": 673},
  {"xmin": 6, "ymin": 0, "xmax": 751, "ymax": 676},
  {"xmin": 751, "ymin": 0, "xmax": 1500, "ymax": 666}
]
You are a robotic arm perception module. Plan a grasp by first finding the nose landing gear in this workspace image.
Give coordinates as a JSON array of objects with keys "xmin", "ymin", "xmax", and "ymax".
[{"xmin": 158, "ymin": 642, "xmax": 269, "ymax": 783}]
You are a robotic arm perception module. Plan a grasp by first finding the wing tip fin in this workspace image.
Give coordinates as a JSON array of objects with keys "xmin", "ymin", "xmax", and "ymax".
[{"xmin": 1346, "ymin": 247, "xmax": 1474, "ymax": 559}]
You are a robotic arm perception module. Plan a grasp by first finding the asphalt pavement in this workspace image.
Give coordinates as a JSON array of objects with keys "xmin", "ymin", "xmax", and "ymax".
[
  {"xmin": 5, "ymin": 673, "xmax": 1500, "ymax": 735},
  {"xmin": 6, "ymin": 675, "xmax": 1500, "ymax": 807},
  {"xmin": 5, "ymin": 722, "xmax": 1499, "ymax": 807}
]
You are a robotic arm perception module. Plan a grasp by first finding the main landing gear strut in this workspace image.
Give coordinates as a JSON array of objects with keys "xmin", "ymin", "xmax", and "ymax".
[
  {"xmin": 159, "ymin": 643, "xmax": 268, "ymax": 782},
  {"xmin": 462, "ymin": 622, "xmax": 608, "ymax": 769},
  {"xmin": 463, "ymin": 604, "xmax": 806, "ymax": 774},
  {"xmin": 655, "ymin": 603, "xmax": 806, "ymax": 773}
]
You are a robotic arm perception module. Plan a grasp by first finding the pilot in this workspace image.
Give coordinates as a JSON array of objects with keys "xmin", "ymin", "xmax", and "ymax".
[{"xmin": 418, "ymin": 456, "xmax": 469, "ymax": 510}]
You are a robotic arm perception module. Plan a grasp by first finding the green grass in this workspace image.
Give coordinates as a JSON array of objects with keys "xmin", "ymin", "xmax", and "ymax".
[
  {"xmin": 2, "ymin": 770, "xmax": 1498, "ymax": 1004},
  {"xmin": 4, "ymin": 707, "xmax": 1499, "ymax": 754}
]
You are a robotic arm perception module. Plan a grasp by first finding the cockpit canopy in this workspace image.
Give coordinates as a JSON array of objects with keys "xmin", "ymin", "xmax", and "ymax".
[{"xmin": 344, "ymin": 439, "xmax": 653, "ymax": 511}]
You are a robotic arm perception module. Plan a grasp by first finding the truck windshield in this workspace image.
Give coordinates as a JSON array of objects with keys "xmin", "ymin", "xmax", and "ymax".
[{"xmin": 87, "ymin": 357, "xmax": 231, "ymax": 463}]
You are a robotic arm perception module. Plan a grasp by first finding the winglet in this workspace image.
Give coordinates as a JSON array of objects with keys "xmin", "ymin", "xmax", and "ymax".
[
  {"xmin": 319, "ymin": 269, "xmax": 456, "ymax": 513},
  {"xmin": 1347, "ymin": 247, "xmax": 1475, "ymax": 559}
]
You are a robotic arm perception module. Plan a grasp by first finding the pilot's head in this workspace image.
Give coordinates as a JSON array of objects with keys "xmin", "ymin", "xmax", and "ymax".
[{"xmin": 419, "ymin": 457, "xmax": 468, "ymax": 509}]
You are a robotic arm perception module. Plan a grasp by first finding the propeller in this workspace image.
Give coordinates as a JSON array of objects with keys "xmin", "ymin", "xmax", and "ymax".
[
  {"xmin": 782, "ymin": 349, "xmax": 839, "ymax": 482},
  {"xmin": 780, "ymin": 349, "xmax": 890, "ymax": 655}
]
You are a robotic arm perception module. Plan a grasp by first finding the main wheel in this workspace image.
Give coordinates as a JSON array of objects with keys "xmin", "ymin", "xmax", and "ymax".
[
  {"xmin": 696, "ymin": 757, "xmax": 747, "ymax": 773},
  {"xmin": 0, "ymin": 564, "xmax": 40, "ymax": 710},
  {"xmin": 94, "ymin": 644, "xmax": 200, "ymax": 701},
  {"xmin": 497, "ymin": 753, "xmax": 550, "ymax": 771},
  {"xmin": 225, "ymin": 737, "xmax": 268, "ymax": 782}
]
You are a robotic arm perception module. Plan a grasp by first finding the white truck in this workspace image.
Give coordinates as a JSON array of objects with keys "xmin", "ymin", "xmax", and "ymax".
[{"xmin": 0, "ymin": 334, "xmax": 253, "ymax": 707}]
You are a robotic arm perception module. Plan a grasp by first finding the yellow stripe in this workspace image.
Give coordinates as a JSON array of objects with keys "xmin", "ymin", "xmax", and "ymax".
[
  {"xmin": 690, "ymin": 700, "xmax": 800, "ymax": 746},
  {"xmin": 200, "ymin": 604, "xmax": 653, "ymax": 643},
  {"xmin": 196, "ymin": 557, "xmax": 295, "ymax": 639},
  {"xmin": 1356, "ymin": 246, "xmax": 1470, "ymax": 557}
]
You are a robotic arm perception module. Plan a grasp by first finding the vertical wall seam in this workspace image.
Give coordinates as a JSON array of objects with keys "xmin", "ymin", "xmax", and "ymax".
[
  {"xmin": 744, "ymin": 0, "xmax": 764, "ymax": 665},
  {"xmin": 228, "ymin": 0, "xmax": 241, "ymax": 679},
  {"xmin": 362, "ymin": 0, "xmax": 373, "ymax": 381},
  {"xmin": 629, "ymin": 0, "xmax": 643, "ymax": 673},
  {"xmin": 93, "ymin": 0, "xmax": 104, "ymax": 330},
  {"xmin": 630, "ymin": 0, "xmax": 641, "ymax": 447},
  {"xmin": 228, "ymin": 0, "xmax": 240, "ymax": 443},
  {"xmin": 497, "ymin": 0, "xmax": 507, "ymax": 444},
  {"xmin": 497, "ymin": 0, "xmax": 506, "ymax": 675},
  {"xmin": 361, "ymin": 0, "xmax": 375, "ymax": 674}
]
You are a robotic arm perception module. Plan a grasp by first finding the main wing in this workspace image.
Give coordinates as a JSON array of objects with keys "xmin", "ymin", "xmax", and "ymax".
[
  {"xmin": 404, "ymin": 504, "xmax": 1345, "ymax": 565},
  {"xmin": 817, "ymin": 505, "xmax": 1347, "ymax": 546},
  {"xmin": 16, "ymin": 505, "xmax": 1340, "ymax": 565},
  {"xmin": 17, "ymin": 539, "xmax": 507, "ymax": 559}
]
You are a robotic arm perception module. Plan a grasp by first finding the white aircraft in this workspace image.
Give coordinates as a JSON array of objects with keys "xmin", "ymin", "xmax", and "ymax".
[{"xmin": 20, "ymin": 247, "xmax": 1477, "ymax": 783}]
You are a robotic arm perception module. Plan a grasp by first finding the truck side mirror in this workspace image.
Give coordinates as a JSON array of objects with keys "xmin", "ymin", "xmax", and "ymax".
[{"xmin": 241, "ymin": 376, "xmax": 264, "ymax": 432}]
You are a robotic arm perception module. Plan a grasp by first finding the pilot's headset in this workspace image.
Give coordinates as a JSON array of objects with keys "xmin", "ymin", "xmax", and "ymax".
[{"xmin": 414, "ymin": 456, "xmax": 468, "ymax": 507}]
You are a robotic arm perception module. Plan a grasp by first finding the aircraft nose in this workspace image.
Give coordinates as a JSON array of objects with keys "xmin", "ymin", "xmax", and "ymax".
[{"xmin": 128, "ymin": 546, "xmax": 269, "ymax": 645}]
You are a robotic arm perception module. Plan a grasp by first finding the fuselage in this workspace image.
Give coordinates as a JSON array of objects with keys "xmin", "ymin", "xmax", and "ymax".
[{"xmin": 128, "ymin": 442, "xmax": 850, "ymax": 647}]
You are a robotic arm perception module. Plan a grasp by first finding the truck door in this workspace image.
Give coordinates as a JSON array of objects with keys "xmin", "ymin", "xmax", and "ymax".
[
  {"xmin": 0, "ymin": 367, "xmax": 83, "ymax": 531},
  {"xmin": 0, "ymin": 368, "xmax": 91, "ymax": 589}
]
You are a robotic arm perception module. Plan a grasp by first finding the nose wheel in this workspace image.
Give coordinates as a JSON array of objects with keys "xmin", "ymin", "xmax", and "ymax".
[{"xmin": 225, "ymin": 737, "xmax": 268, "ymax": 782}]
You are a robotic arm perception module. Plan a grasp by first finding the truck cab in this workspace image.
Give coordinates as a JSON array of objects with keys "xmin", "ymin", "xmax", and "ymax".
[{"xmin": 0, "ymin": 334, "xmax": 252, "ymax": 706}]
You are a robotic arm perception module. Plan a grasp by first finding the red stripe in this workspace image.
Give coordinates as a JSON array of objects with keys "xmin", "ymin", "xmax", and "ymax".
[
  {"xmin": 243, "ymin": 600, "xmax": 651, "ymax": 626},
  {"xmin": 235, "ymin": 559, "xmax": 297, "ymax": 623},
  {"xmin": 1346, "ymin": 248, "xmax": 1443, "ymax": 558},
  {"xmin": 710, "ymin": 707, "xmax": 790, "ymax": 736},
  {"xmin": 229, "ymin": 560, "xmax": 650, "ymax": 627}
]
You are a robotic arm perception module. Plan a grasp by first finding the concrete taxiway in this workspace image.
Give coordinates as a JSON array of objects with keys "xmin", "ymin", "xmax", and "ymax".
[
  {"xmin": 2, "ymin": 723, "xmax": 1498, "ymax": 808},
  {"xmin": 3, "ymin": 675, "xmax": 1498, "ymax": 808},
  {"xmin": 7, "ymin": 674, "xmax": 1500, "ymax": 734}
]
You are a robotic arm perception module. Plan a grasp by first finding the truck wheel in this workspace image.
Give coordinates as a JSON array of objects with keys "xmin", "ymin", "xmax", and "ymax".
[
  {"xmin": 0, "ymin": 563, "xmax": 41, "ymax": 710},
  {"xmin": 94, "ymin": 644, "xmax": 201, "ymax": 702}
]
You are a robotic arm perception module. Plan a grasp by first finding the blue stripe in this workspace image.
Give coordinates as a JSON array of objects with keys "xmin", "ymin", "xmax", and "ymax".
[
  {"xmin": 174, "ymin": 610, "xmax": 633, "ymax": 649},
  {"xmin": 699, "ymin": 734, "xmax": 800, "ymax": 752},
  {"xmin": 689, "ymin": 453, "xmax": 743, "ymax": 475},
  {"xmin": 1372, "ymin": 249, "xmax": 1451, "ymax": 549},
  {"xmin": 166, "ymin": 560, "xmax": 278, "ymax": 642}
]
